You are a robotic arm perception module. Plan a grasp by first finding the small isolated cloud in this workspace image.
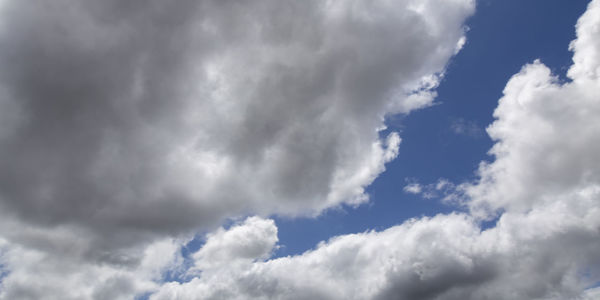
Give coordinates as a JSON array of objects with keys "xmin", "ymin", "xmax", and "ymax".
[
  {"xmin": 454, "ymin": 36, "xmax": 467, "ymax": 54},
  {"xmin": 450, "ymin": 118, "xmax": 484, "ymax": 137},
  {"xmin": 403, "ymin": 182, "xmax": 423, "ymax": 194},
  {"xmin": 403, "ymin": 178, "xmax": 457, "ymax": 201}
]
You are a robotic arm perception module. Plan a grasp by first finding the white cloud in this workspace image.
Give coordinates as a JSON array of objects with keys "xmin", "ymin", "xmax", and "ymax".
[
  {"xmin": 404, "ymin": 182, "xmax": 423, "ymax": 194},
  {"xmin": 191, "ymin": 217, "xmax": 278, "ymax": 271},
  {"xmin": 462, "ymin": 0, "xmax": 600, "ymax": 218},
  {"xmin": 152, "ymin": 209, "xmax": 600, "ymax": 299},
  {"xmin": 403, "ymin": 178, "xmax": 456, "ymax": 200}
]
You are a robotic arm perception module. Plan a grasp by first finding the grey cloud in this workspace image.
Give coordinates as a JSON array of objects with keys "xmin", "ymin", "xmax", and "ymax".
[{"xmin": 0, "ymin": 0, "xmax": 473, "ymax": 254}]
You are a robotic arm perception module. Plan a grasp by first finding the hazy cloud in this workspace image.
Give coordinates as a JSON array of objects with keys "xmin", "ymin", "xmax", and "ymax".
[{"xmin": 450, "ymin": 118, "xmax": 483, "ymax": 137}]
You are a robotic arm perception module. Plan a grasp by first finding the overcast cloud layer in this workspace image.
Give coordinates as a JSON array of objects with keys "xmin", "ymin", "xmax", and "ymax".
[{"xmin": 2, "ymin": 0, "xmax": 600, "ymax": 299}]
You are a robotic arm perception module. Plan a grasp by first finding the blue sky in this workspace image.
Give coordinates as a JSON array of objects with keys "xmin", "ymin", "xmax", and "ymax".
[{"xmin": 1, "ymin": 0, "xmax": 600, "ymax": 299}]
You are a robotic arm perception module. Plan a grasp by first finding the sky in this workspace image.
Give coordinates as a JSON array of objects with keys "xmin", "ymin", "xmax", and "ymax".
[{"xmin": 0, "ymin": 0, "xmax": 599, "ymax": 299}]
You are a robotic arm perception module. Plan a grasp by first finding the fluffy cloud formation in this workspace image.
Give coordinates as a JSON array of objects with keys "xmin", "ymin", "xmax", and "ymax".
[
  {"xmin": 191, "ymin": 217, "xmax": 278, "ymax": 271},
  {"xmin": 0, "ymin": 236, "xmax": 183, "ymax": 300},
  {"xmin": 151, "ymin": 1, "xmax": 600, "ymax": 299},
  {"xmin": 0, "ymin": 0, "xmax": 472, "ymax": 245},
  {"xmin": 153, "ymin": 211, "xmax": 600, "ymax": 300},
  {"xmin": 462, "ymin": 0, "xmax": 600, "ymax": 217}
]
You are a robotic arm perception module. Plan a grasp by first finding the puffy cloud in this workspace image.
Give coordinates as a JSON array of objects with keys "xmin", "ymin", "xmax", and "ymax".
[
  {"xmin": 152, "ymin": 211, "xmax": 600, "ymax": 299},
  {"xmin": 462, "ymin": 0, "xmax": 600, "ymax": 217},
  {"xmin": 403, "ymin": 182, "xmax": 423, "ymax": 194},
  {"xmin": 0, "ymin": 236, "xmax": 183, "ymax": 299},
  {"xmin": 151, "ymin": 1, "xmax": 600, "ymax": 299},
  {"xmin": 0, "ymin": 0, "xmax": 473, "ymax": 247},
  {"xmin": 153, "ymin": 214, "xmax": 490, "ymax": 300},
  {"xmin": 191, "ymin": 217, "xmax": 278, "ymax": 271}
]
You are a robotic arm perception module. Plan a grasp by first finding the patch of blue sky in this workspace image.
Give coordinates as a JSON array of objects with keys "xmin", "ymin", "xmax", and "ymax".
[{"xmin": 0, "ymin": 264, "xmax": 7, "ymax": 280}]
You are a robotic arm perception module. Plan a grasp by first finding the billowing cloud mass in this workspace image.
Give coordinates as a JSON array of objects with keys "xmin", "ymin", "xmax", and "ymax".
[
  {"xmin": 0, "ymin": 0, "xmax": 471, "ymax": 242},
  {"xmin": 0, "ymin": 0, "xmax": 474, "ymax": 298},
  {"xmin": 1, "ymin": 0, "xmax": 600, "ymax": 299}
]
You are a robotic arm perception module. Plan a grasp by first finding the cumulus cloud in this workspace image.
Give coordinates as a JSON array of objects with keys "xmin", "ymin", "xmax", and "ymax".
[
  {"xmin": 149, "ymin": 1, "xmax": 600, "ymax": 299},
  {"xmin": 462, "ymin": 0, "xmax": 600, "ymax": 217},
  {"xmin": 0, "ymin": 0, "xmax": 472, "ymax": 244},
  {"xmin": 190, "ymin": 217, "xmax": 278, "ymax": 271},
  {"xmin": 153, "ymin": 210, "xmax": 600, "ymax": 300},
  {"xmin": 0, "ymin": 236, "xmax": 183, "ymax": 300},
  {"xmin": 157, "ymin": 207, "xmax": 594, "ymax": 300}
]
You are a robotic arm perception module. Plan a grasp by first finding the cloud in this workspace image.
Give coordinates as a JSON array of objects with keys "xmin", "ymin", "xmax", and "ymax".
[
  {"xmin": 583, "ymin": 287, "xmax": 600, "ymax": 300},
  {"xmin": 450, "ymin": 118, "xmax": 483, "ymax": 137},
  {"xmin": 149, "ymin": 1, "xmax": 600, "ymax": 299},
  {"xmin": 0, "ymin": 236, "xmax": 183, "ymax": 300},
  {"xmin": 190, "ymin": 217, "xmax": 278, "ymax": 271},
  {"xmin": 462, "ymin": 0, "xmax": 600, "ymax": 218},
  {"xmin": 151, "ymin": 211, "xmax": 600, "ymax": 299},
  {"xmin": 403, "ymin": 178, "xmax": 456, "ymax": 200},
  {"xmin": 403, "ymin": 182, "xmax": 423, "ymax": 194},
  {"xmin": 0, "ymin": 0, "xmax": 474, "ymax": 298},
  {"xmin": 0, "ymin": 0, "xmax": 473, "ymax": 244}
]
